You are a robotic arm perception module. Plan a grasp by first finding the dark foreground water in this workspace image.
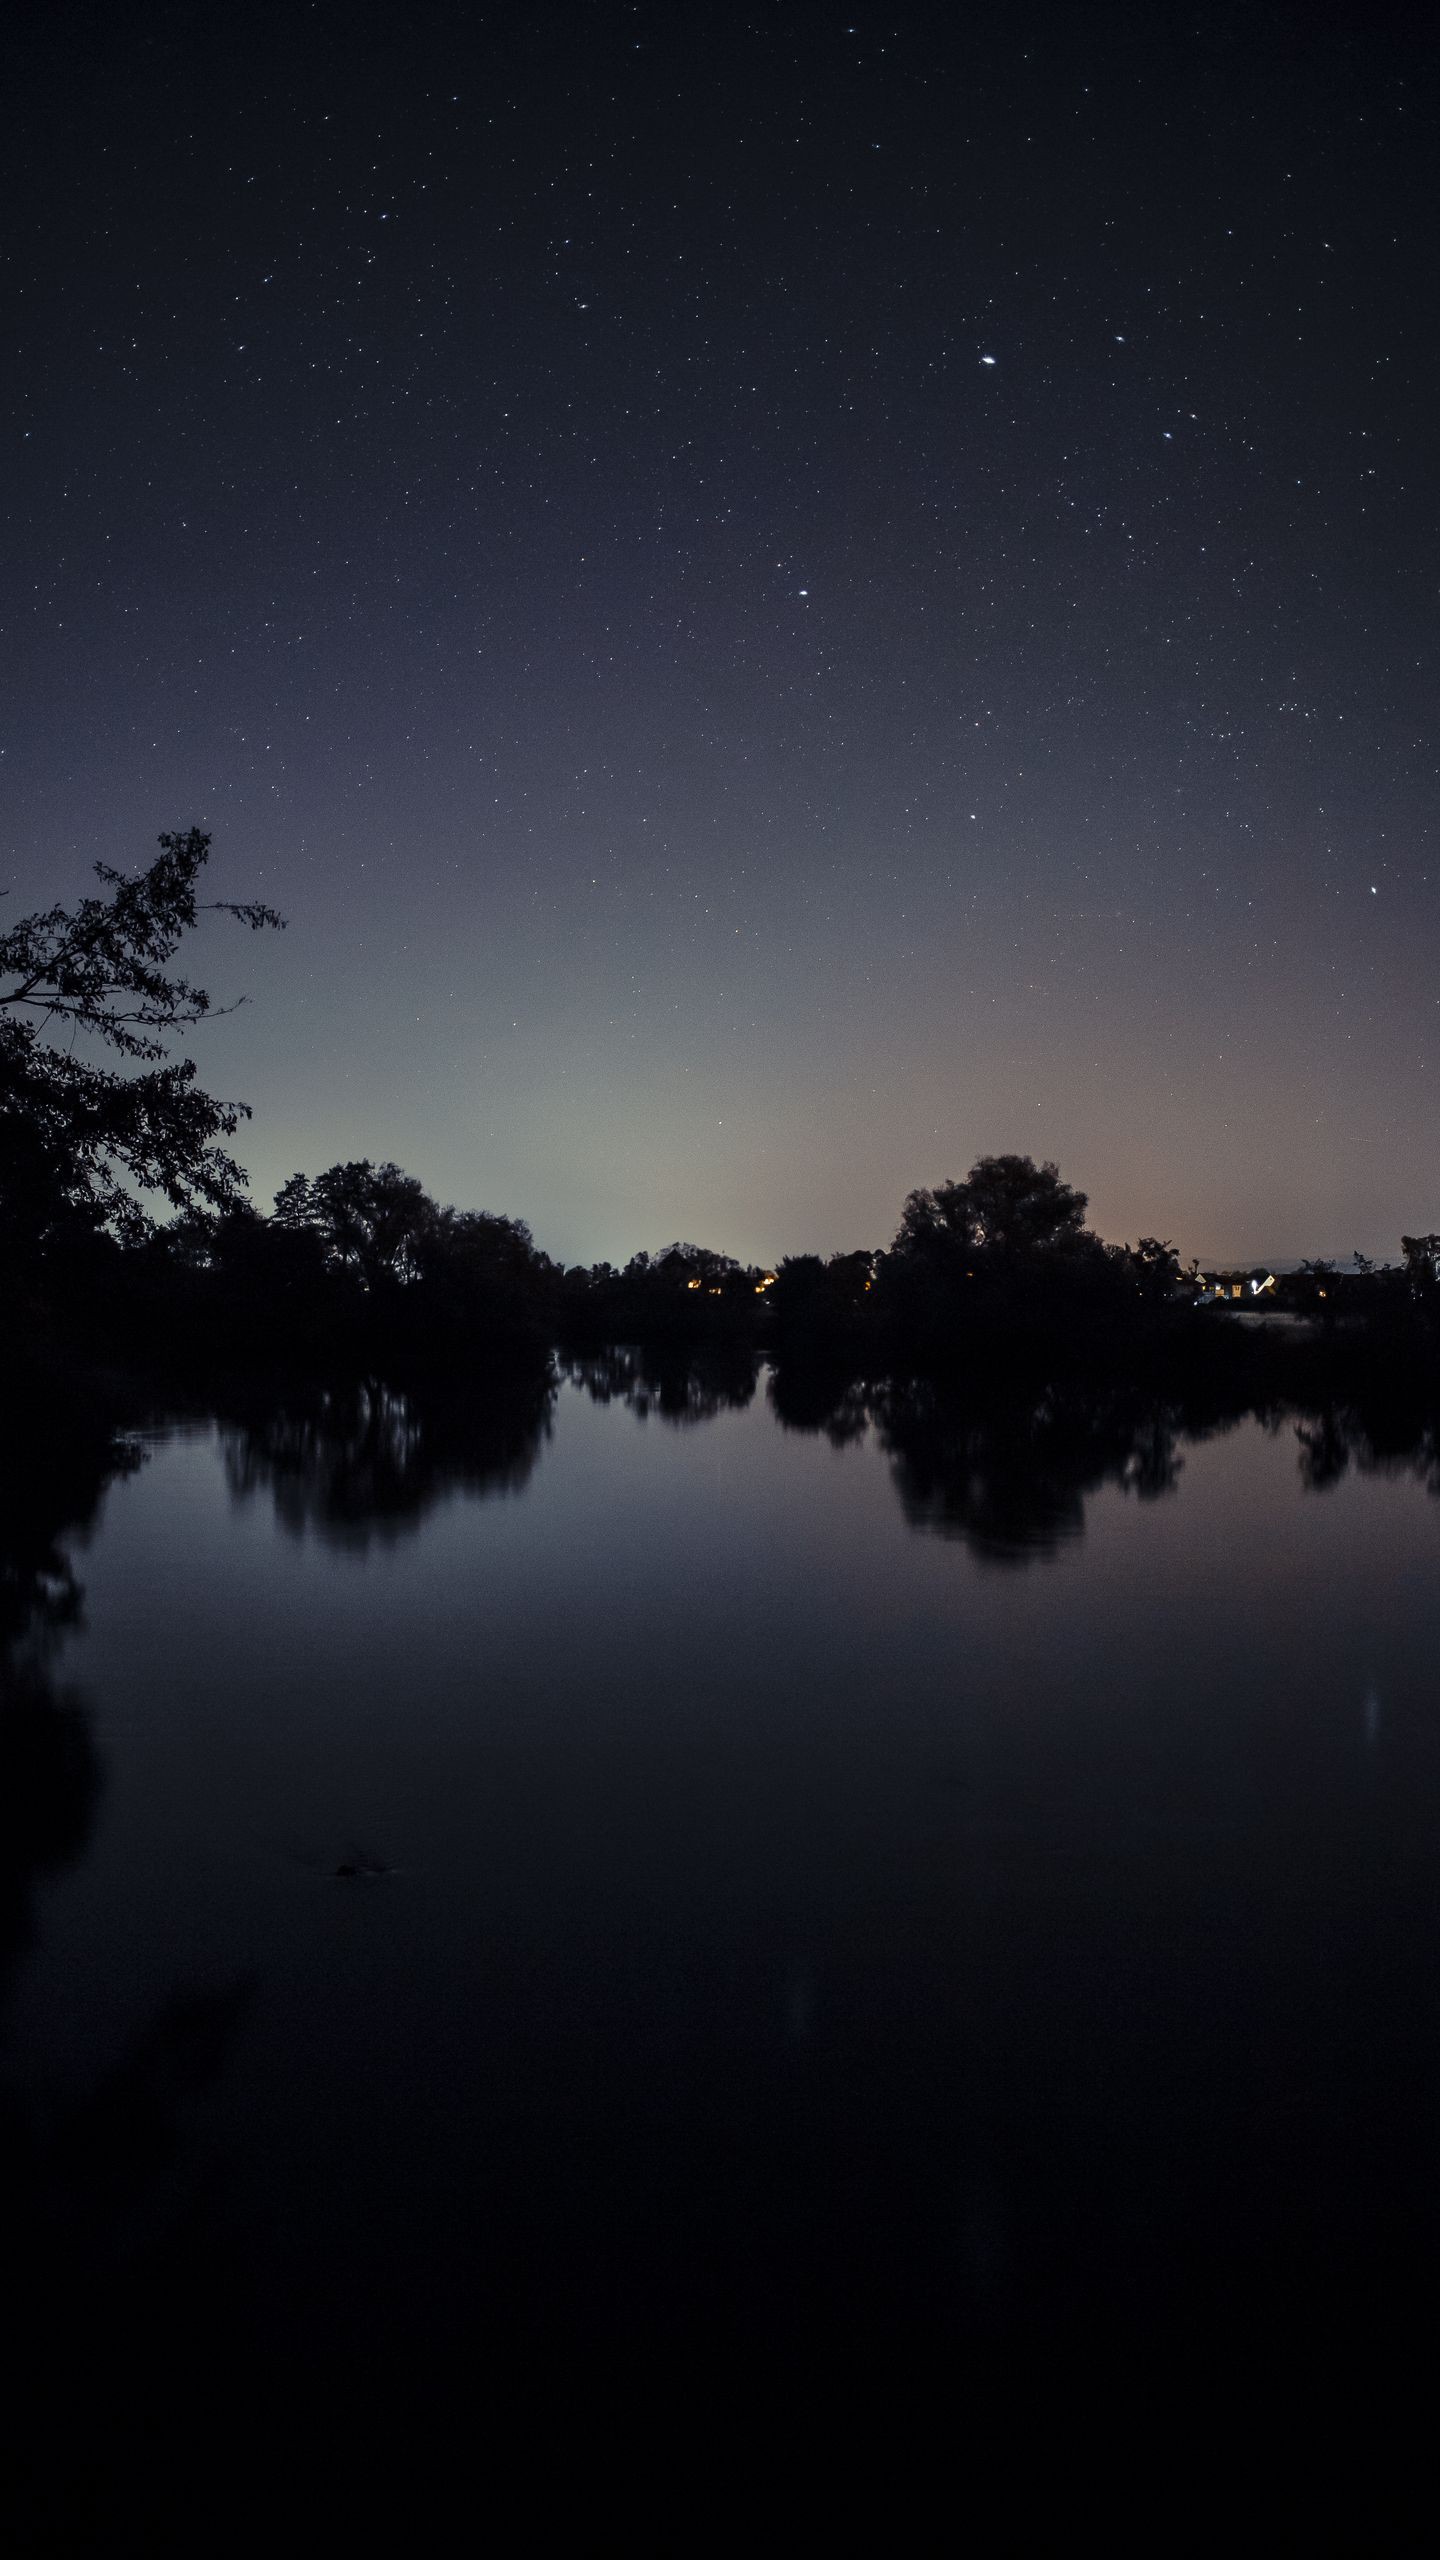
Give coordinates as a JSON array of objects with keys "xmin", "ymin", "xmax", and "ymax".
[{"xmin": 6, "ymin": 1361, "xmax": 1440, "ymax": 2539}]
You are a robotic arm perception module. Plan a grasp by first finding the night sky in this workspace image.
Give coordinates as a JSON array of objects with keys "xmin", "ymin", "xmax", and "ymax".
[{"xmin": 4, "ymin": 2, "xmax": 1436, "ymax": 1267}]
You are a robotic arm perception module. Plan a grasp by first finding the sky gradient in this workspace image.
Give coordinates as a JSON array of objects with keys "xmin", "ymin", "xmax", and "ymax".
[{"xmin": 4, "ymin": 1, "xmax": 1437, "ymax": 1266}]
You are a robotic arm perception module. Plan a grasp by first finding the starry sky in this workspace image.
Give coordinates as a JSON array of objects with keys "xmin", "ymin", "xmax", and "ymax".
[{"xmin": 3, "ymin": 1, "xmax": 1437, "ymax": 1267}]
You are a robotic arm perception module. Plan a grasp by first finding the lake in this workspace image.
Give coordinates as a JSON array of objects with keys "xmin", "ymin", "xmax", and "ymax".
[{"xmin": 6, "ymin": 1356, "xmax": 1440, "ymax": 2537}]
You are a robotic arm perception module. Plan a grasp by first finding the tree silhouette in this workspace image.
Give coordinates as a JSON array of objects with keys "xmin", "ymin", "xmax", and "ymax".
[
  {"xmin": 769, "ymin": 1250, "xmax": 875, "ymax": 1334},
  {"xmin": 1400, "ymin": 1234, "xmax": 1440, "ymax": 1297},
  {"xmin": 273, "ymin": 1159, "xmax": 432, "ymax": 1289},
  {"xmin": 879, "ymin": 1154, "xmax": 1121, "ymax": 1348},
  {"xmin": 1295, "ymin": 1257, "xmax": 1339, "ymax": 1318},
  {"xmin": 892, "ymin": 1156, "xmax": 1094, "ymax": 1267},
  {"xmin": 0, "ymin": 828, "xmax": 282, "ymax": 1248},
  {"xmin": 268, "ymin": 1163, "xmax": 555, "ymax": 1362},
  {"xmin": 1128, "ymin": 1236, "xmax": 1184, "ymax": 1305}
]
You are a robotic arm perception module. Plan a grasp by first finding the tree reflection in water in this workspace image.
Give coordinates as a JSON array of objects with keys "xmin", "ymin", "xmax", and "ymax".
[
  {"xmin": 565, "ymin": 1340, "xmax": 758, "ymax": 1426},
  {"xmin": 0, "ymin": 1398, "xmax": 136, "ymax": 1986},
  {"xmin": 874, "ymin": 1379, "xmax": 1189, "ymax": 1562},
  {"xmin": 210, "ymin": 1359, "xmax": 1440, "ymax": 1567},
  {"xmin": 768, "ymin": 1363, "xmax": 1215, "ymax": 1563},
  {"xmin": 1293, "ymin": 1399, "xmax": 1440, "ymax": 1496},
  {"xmin": 768, "ymin": 1362, "xmax": 870, "ymax": 1446},
  {"xmin": 873, "ymin": 1378, "xmax": 1198, "ymax": 1563},
  {"xmin": 5, "ymin": 1353, "xmax": 1440, "ymax": 2538},
  {"xmin": 0, "ymin": 1398, "xmax": 256, "ymax": 2545},
  {"xmin": 221, "ymin": 1369, "xmax": 557, "ymax": 1547},
  {"xmin": 769, "ymin": 1362, "xmax": 1440, "ymax": 1562}
]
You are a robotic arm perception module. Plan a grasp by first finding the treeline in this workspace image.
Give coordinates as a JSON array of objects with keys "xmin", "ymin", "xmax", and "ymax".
[
  {"xmin": 12, "ymin": 1140, "xmax": 1440, "ymax": 1393},
  {"xmin": 9, "ymin": 1163, "xmax": 555, "ymax": 1379},
  {"xmin": 6, "ymin": 831, "xmax": 1440, "ymax": 1392}
]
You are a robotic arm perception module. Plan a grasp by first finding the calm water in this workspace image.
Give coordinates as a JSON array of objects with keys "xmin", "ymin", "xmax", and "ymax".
[{"xmin": 7, "ymin": 1362, "xmax": 1440, "ymax": 2533}]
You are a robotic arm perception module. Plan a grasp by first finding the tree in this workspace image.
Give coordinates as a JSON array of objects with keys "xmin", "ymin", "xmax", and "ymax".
[
  {"xmin": 891, "ymin": 1155, "xmax": 1095, "ymax": 1269},
  {"xmin": 769, "ymin": 1249, "xmax": 875, "ymax": 1331},
  {"xmin": 273, "ymin": 1160, "xmax": 433, "ymax": 1289},
  {"xmin": 1296, "ymin": 1256, "xmax": 1339, "ymax": 1316},
  {"xmin": 0, "ymin": 828, "xmax": 282, "ymax": 1248},
  {"xmin": 650, "ymin": 1242, "xmax": 740, "ymax": 1293},
  {"xmin": 270, "ymin": 1164, "xmax": 555, "ymax": 1359},
  {"xmin": 1128, "ymin": 1236, "xmax": 1184, "ymax": 1305},
  {"xmin": 416, "ymin": 1205, "xmax": 555, "ymax": 1330},
  {"xmin": 1400, "ymin": 1234, "xmax": 1440, "ymax": 1297},
  {"xmin": 879, "ymin": 1154, "xmax": 1123, "ymax": 1346}
]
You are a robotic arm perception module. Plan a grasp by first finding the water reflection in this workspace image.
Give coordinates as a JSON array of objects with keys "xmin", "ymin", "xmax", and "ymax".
[
  {"xmin": 1293, "ymin": 1397, "xmax": 1440, "ymax": 1495},
  {"xmin": 0, "ymin": 1656, "xmax": 100, "ymax": 1991},
  {"xmin": 0, "ymin": 1403, "xmax": 136, "ymax": 1982},
  {"xmin": 208, "ymin": 1362, "xmax": 1440, "ymax": 1566},
  {"xmin": 222, "ymin": 1370, "xmax": 556, "ymax": 1547},
  {"xmin": 873, "ymin": 1377, "xmax": 1194, "ymax": 1563},
  {"xmin": 564, "ymin": 1340, "xmax": 759, "ymax": 1424},
  {"xmin": 770, "ymin": 1368, "xmax": 1219, "ymax": 1563},
  {"xmin": 768, "ymin": 1362, "xmax": 870, "ymax": 1445},
  {"xmin": 770, "ymin": 1365, "xmax": 1440, "ymax": 1562},
  {"xmin": 8, "ymin": 1357, "xmax": 1440, "ymax": 2533},
  {"xmin": 0, "ymin": 1409, "xmax": 257, "ymax": 2542}
]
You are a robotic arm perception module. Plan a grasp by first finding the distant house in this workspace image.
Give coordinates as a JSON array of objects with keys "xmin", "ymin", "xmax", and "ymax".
[{"xmin": 1194, "ymin": 1268, "xmax": 1278, "ymax": 1306}]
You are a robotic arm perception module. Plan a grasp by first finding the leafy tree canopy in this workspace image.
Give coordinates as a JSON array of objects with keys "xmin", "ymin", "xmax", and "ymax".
[
  {"xmin": 1128, "ymin": 1236, "xmax": 1184, "ymax": 1301},
  {"xmin": 639, "ymin": 1242, "xmax": 740, "ymax": 1290},
  {"xmin": 272, "ymin": 1160, "xmax": 548, "ymax": 1299},
  {"xmin": 422, "ymin": 1205, "xmax": 543, "ymax": 1283},
  {"xmin": 0, "ymin": 828, "xmax": 282, "ymax": 1247},
  {"xmin": 1401, "ymin": 1234, "xmax": 1440, "ymax": 1290},
  {"xmin": 892, "ymin": 1155, "xmax": 1095, "ymax": 1266},
  {"xmin": 273, "ymin": 1160, "xmax": 433, "ymax": 1290}
]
